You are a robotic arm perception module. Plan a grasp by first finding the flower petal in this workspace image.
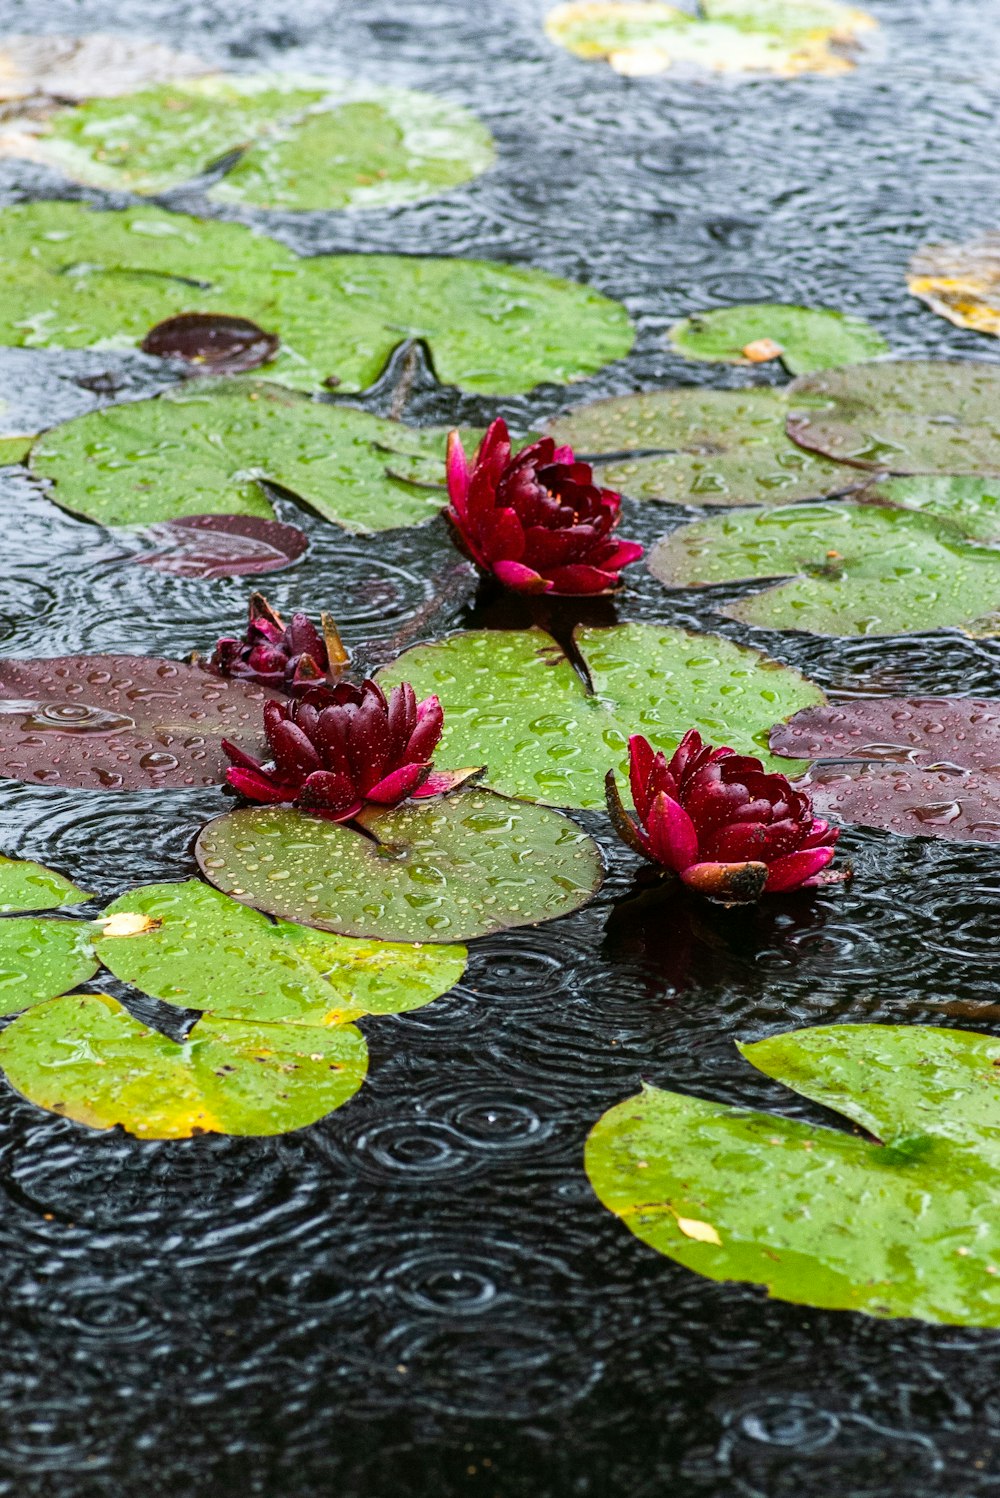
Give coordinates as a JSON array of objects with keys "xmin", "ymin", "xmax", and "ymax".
[
  {"xmin": 297, "ymin": 769, "xmax": 362, "ymax": 815},
  {"xmin": 412, "ymin": 766, "xmax": 484, "ymax": 798},
  {"xmin": 365, "ymin": 761, "xmax": 427, "ymax": 805},
  {"xmin": 645, "ymin": 791, "xmax": 700, "ymax": 872},
  {"xmin": 405, "ymin": 694, "xmax": 444, "ymax": 762},
  {"xmin": 764, "ymin": 846, "xmax": 837, "ymax": 893},
  {"xmin": 543, "ymin": 563, "xmax": 619, "ymax": 595},
  {"xmin": 492, "ymin": 559, "xmax": 552, "ymax": 593},
  {"xmin": 226, "ymin": 766, "xmax": 292, "ymax": 804},
  {"xmin": 681, "ymin": 861, "xmax": 769, "ymax": 903},
  {"xmin": 446, "ymin": 430, "xmax": 471, "ymax": 520}
]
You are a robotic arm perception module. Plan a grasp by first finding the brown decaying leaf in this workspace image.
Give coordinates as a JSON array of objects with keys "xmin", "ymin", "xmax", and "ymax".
[
  {"xmin": 908, "ymin": 235, "xmax": 1000, "ymax": 338},
  {"xmin": 140, "ymin": 314, "xmax": 279, "ymax": 375}
]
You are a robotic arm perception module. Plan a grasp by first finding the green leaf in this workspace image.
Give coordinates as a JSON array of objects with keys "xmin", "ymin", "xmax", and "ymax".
[
  {"xmin": 97, "ymin": 879, "xmax": 466, "ymax": 1024},
  {"xmin": 378, "ymin": 624, "xmax": 824, "ymax": 808},
  {"xmin": 669, "ymin": 304, "xmax": 888, "ymax": 375},
  {"xmin": 0, "ymin": 436, "xmax": 32, "ymax": 466},
  {"xmin": 0, "ymin": 919, "xmax": 98, "ymax": 1016},
  {"xmin": 32, "ymin": 75, "xmax": 495, "ymax": 210},
  {"xmin": 0, "ymin": 992, "xmax": 367, "ymax": 1138},
  {"xmin": 586, "ymin": 1023, "xmax": 1000, "ymax": 1326},
  {"xmin": 861, "ymin": 475, "xmax": 1000, "ymax": 544},
  {"xmin": 548, "ymin": 387, "xmax": 855, "ymax": 506},
  {"xmin": 0, "ymin": 853, "xmax": 90, "ymax": 912},
  {"xmin": 194, "ymin": 792, "xmax": 604, "ymax": 943},
  {"xmin": 0, "ymin": 202, "xmax": 632, "ymax": 395},
  {"xmin": 648, "ymin": 501, "xmax": 1000, "ymax": 637}
]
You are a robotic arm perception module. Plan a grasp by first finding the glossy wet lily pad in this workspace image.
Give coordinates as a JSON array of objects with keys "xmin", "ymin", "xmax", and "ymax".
[
  {"xmin": 97, "ymin": 879, "xmax": 467, "ymax": 1023},
  {"xmin": 786, "ymin": 361, "xmax": 1000, "ymax": 474},
  {"xmin": 378, "ymin": 624, "xmax": 824, "ymax": 808},
  {"xmin": 0, "ymin": 853, "xmax": 90, "ymax": 912},
  {"xmin": 0, "ymin": 655, "xmax": 273, "ymax": 791},
  {"xmin": 648, "ymin": 501, "xmax": 1000, "ymax": 636},
  {"xmin": 195, "ymin": 792, "xmax": 604, "ymax": 942},
  {"xmin": 0, "ymin": 202, "xmax": 632, "ymax": 395},
  {"xmin": 0, "ymin": 34, "xmax": 211, "ymax": 103},
  {"xmin": 669, "ymin": 304, "xmax": 888, "ymax": 374},
  {"xmin": 0, "ymin": 919, "xmax": 98, "ymax": 1017},
  {"xmin": 132, "ymin": 513, "xmax": 309, "ymax": 579},
  {"xmin": 859, "ymin": 475, "xmax": 1000, "ymax": 544},
  {"xmin": 587, "ymin": 1022, "xmax": 1000, "ymax": 1326},
  {"xmin": 548, "ymin": 387, "xmax": 854, "ymax": 507},
  {"xmin": 0, "ymin": 992, "xmax": 368, "ymax": 1138},
  {"xmin": 908, "ymin": 234, "xmax": 1000, "ymax": 339}
]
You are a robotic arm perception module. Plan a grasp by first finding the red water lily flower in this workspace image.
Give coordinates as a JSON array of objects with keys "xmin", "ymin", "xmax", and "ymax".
[
  {"xmin": 223, "ymin": 678, "xmax": 474, "ymax": 821},
  {"xmin": 211, "ymin": 593, "xmax": 345, "ymax": 694},
  {"xmin": 445, "ymin": 418, "xmax": 643, "ymax": 595},
  {"xmin": 606, "ymin": 730, "xmax": 841, "ymax": 902}
]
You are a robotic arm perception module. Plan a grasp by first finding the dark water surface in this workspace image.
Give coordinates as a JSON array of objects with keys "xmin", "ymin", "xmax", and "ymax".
[{"xmin": 0, "ymin": 0, "xmax": 999, "ymax": 1493}]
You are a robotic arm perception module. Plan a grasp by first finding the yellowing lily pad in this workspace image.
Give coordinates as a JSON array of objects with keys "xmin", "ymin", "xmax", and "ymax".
[
  {"xmin": 587, "ymin": 1023, "xmax": 1000, "ymax": 1325},
  {"xmin": 908, "ymin": 234, "xmax": 1000, "ymax": 339},
  {"xmin": 669, "ymin": 304, "xmax": 888, "ymax": 375}
]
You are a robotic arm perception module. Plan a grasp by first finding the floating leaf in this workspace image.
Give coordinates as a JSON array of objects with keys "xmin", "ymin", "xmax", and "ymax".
[
  {"xmin": 545, "ymin": 0, "xmax": 875, "ymax": 76},
  {"xmin": 131, "ymin": 513, "xmax": 309, "ymax": 579},
  {"xmin": 786, "ymin": 361, "xmax": 1000, "ymax": 474},
  {"xmin": 648, "ymin": 501, "xmax": 1000, "ymax": 636},
  {"xmin": 0, "ymin": 993, "xmax": 367, "ymax": 1138},
  {"xmin": 669, "ymin": 304, "xmax": 888, "ymax": 375},
  {"xmin": 0, "ymin": 655, "xmax": 274, "ymax": 791},
  {"xmin": 0, "ymin": 437, "xmax": 32, "ymax": 465},
  {"xmin": 195, "ymin": 792, "xmax": 604, "ymax": 943},
  {"xmin": 0, "ymin": 202, "xmax": 632, "ymax": 395},
  {"xmin": 378, "ymin": 623, "xmax": 823, "ymax": 808},
  {"xmin": 27, "ymin": 75, "xmax": 494, "ymax": 210},
  {"xmin": 587, "ymin": 1023, "xmax": 1000, "ymax": 1326},
  {"xmin": 0, "ymin": 919, "xmax": 98, "ymax": 1017},
  {"xmin": 860, "ymin": 475, "xmax": 1000, "ymax": 544},
  {"xmin": 547, "ymin": 388, "xmax": 855, "ymax": 507},
  {"xmin": 140, "ymin": 313, "xmax": 279, "ymax": 374},
  {"xmin": 908, "ymin": 234, "xmax": 1000, "ymax": 339},
  {"xmin": 97, "ymin": 880, "xmax": 466, "ymax": 1023},
  {"xmin": 770, "ymin": 697, "xmax": 1000, "ymax": 842},
  {"xmin": 0, "ymin": 853, "xmax": 90, "ymax": 912},
  {"xmin": 0, "ymin": 34, "xmax": 211, "ymax": 103}
]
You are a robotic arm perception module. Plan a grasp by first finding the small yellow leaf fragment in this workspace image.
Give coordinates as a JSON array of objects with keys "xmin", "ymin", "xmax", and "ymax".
[
  {"xmin": 675, "ymin": 1214, "xmax": 722, "ymax": 1245},
  {"xmin": 98, "ymin": 912, "xmax": 162, "ymax": 938},
  {"xmin": 742, "ymin": 338, "xmax": 784, "ymax": 363}
]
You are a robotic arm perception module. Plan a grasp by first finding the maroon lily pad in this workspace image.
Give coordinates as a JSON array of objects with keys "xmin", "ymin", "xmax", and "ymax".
[
  {"xmin": 132, "ymin": 513, "xmax": 308, "ymax": 579},
  {"xmin": 770, "ymin": 698, "xmax": 1000, "ymax": 842},
  {"xmin": 0, "ymin": 656, "xmax": 275, "ymax": 791},
  {"xmin": 140, "ymin": 314, "xmax": 279, "ymax": 374}
]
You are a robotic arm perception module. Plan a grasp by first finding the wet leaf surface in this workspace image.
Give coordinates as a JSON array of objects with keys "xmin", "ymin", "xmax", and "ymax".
[
  {"xmin": 0, "ymin": 918, "xmax": 98, "ymax": 1016},
  {"xmin": 0, "ymin": 992, "xmax": 368, "ymax": 1138},
  {"xmin": 98, "ymin": 879, "xmax": 467, "ymax": 1023},
  {"xmin": 669, "ymin": 304, "xmax": 888, "ymax": 374},
  {"xmin": 648, "ymin": 501, "xmax": 1000, "ymax": 636},
  {"xmin": 908, "ymin": 234, "xmax": 1000, "ymax": 339},
  {"xmin": 140, "ymin": 313, "xmax": 279, "ymax": 374},
  {"xmin": 587, "ymin": 1022, "xmax": 1000, "ymax": 1325},
  {"xmin": 195, "ymin": 792, "xmax": 604, "ymax": 942},
  {"xmin": 0, "ymin": 33, "xmax": 211, "ymax": 103},
  {"xmin": 859, "ymin": 474, "xmax": 1000, "ymax": 544},
  {"xmin": 0, "ymin": 655, "xmax": 273, "ymax": 791},
  {"xmin": 378, "ymin": 623, "xmax": 823, "ymax": 808},
  {"xmin": 0, "ymin": 852, "xmax": 90, "ymax": 912},
  {"xmin": 131, "ymin": 513, "xmax": 309, "ymax": 579}
]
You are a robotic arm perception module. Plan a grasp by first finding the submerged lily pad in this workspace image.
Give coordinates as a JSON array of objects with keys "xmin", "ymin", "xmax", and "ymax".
[
  {"xmin": 548, "ymin": 387, "xmax": 854, "ymax": 507},
  {"xmin": 786, "ymin": 361, "xmax": 1000, "ymax": 474},
  {"xmin": 648, "ymin": 501, "xmax": 1000, "ymax": 636},
  {"xmin": 0, "ymin": 992, "xmax": 367, "ymax": 1138},
  {"xmin": 0, "ymin": 853, "xmax": 90, "ymax": 912},
  {"xmin": 98, "ymin": 880, "xmax": 467, "ymax": 1023},
  {"xmin": 0, "ymin": 202, "xmax": 632, "ymax": 395},
  {"xmin": 0, "ymin": 34, "xmax": 211, "ymax": 103},
  {"xmin": 669, "ymin": 305, "xmax": 888, "ymax": 375},
  {"xmin": 378, "ymin": 624, "xmax": 823, "ymax": 809},
  {"xmin": 0, "ymin": 655, "xmax": 274, "ymax": 791},
  {"xmin": 195, "ymin": 792, "xmax": 604, "ymax": 943},
  {"xmin": 132, "ymin": 513, "xmax": 309, "ymax": 579},
  {"xmin": 908, "ymin": 234, "xmax": 1000, "ymax": 339},
  {"xmin": 587, "ymin": 1023, "xmax": 1000, "ymax": 1326},
  {"xmin": 770, "ymin": 697, "xmax": 1000, "ymax": 841}
]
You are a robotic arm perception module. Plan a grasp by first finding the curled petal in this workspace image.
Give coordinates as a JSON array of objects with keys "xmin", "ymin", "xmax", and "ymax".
[
  {"xmin": 222, "ymin": 737, "xmax": 264, "ymax": 773},
  {"xmin": 412, "ymin": 766, "xmax": 484, "ymax": 798},
  {"xmin": 764, "ymin": 846, "xmax": 837, "ymax": 893},
  {"xmin": 405, "ymin": 694, "xmax": 444, "ymax": 763},
  {"xmin": 364, "ymin": 762, "xmax": 427, "ymax": 806},
  {"xmin": 645, "ymin": 791, "xmax": 700, "ymax": 872},
  {"xmin": 604, "ymin": 769, "xmax": 653, "ymax": 861},
  {"xmin": 492, "ymin": 559, "xmax": 552, "ymax": 594},
  {"xmin": 226, "ymin": 766, "xmax": 293, "ymax": 804}
]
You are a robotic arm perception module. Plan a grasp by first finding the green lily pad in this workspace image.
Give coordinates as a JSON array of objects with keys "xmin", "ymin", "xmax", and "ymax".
[
  {"xmin": 0, "ymin": 992, "xmax": 367, "ymax": 1138},
  {"xmin": 378, "ymin": 624, "xmax": 823, "ymax": 809},
  {"xmin": 97, "ymin": 879, "xmax": 466, "ymax": 1024},
  {"xmin": 30, "ymin": 75, "xmax": 494, "ymax": 210},
  {"xmin": 587, "ymin": 1022, "xmax": 1000, "ymax": 1326},
  {"xmin": 547, "ymin": 388, "xmax": 855, "ymax": 507},
  {"xmin": 0, "ymin": 202, "xmax": 632, "ymax": 395},
  {"xmin": 195, "ymin": 792, "xmax": 604, "ymax": 943},
  {"xmin": 669, "ymin": 304, "xmax": 888, "ymax": 375},
  {"xmin": 786, "ymin": 361, "xmax": 1000, "ymax": 474},
  {"xmin": 0, "ymin": 853, "xmax": 90, "ymax": 912},
  {"xmin": 31, "ymin": 381, "xmax": 464, "ymax": 531},
  {"xmin": 0, "ymin": 919, "xmax": 98, "ymax": 1017},
  {"xmin": 861, "ymin": 475, "xmax": 1000, "ymax": 544},
  {"xmin": 0, "ymin": 437, "xmax": 32, "ymax": 466},
  {"xmin": 648, "ymin": 501, "xmax": 1000, "ymax": 637}
]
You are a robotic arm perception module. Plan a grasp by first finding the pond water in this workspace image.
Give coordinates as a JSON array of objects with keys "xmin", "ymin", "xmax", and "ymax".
[{"xmin": 0, "ymin": 0, "xmax": 999, "ymax": 1493}]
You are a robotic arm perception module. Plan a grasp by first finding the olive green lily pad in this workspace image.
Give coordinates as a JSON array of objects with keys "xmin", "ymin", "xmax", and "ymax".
[
  {"xmin": 587, "ymin": 1022, "xmax": 1000, "ymax": 1326},
  {"xmin": 648, "ymin": 501, "xmax": 1000, "ymax": 637},
  {"xmin": 786, "ymin": 361, "xmax": 1000, "ymax": 474},
  {"xmin": 547, "ymin": 388, "xmax": 855, "ymax": 507},
  {"xmin": 0, "ymin": 919, "xmax": 98, "ymax": 1017},
  {"xmin": 97, "ymin": 879, "xmax": 466, "ymax": 1024},
  {"xmin": 861, "ymin": 475, "xmax": 1000, "ymax": 544},
  {"xmin": 378, "ymin": 623, "xmax": 823, "ymax": 809},
  {"xmin": 0, "ymin": 992, "xmax": 367, "ymax": 1138},
  {"xmin": 0, "ymin": 202, "xmax": 632, "ymax": 396},
  {"xmin": 195, "ymin": 792, "xmax": 604, "ymax": 943},
  {"xmin": 669, "ymin": 304, "xmax": 888, "ymax": 375},
  {"xmin": 0, "ymin": 853, "xmax": 90, "ymax": 912}
]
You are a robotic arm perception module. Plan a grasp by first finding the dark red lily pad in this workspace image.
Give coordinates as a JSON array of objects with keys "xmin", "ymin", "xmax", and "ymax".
[
  {"xmin": 770, "ymin": 698, "xmax": 1000, "ymax": 842},
  {"xmin": 140, "ymin": 313, "xmax": 279, "ymax": 374},
  {"xmin": 0, "ymin": 656, "xmax": 274, "ymax": 791},
  {"xmin": 132, "ymin": 513, "xmax": 308, "ymax": 579}
]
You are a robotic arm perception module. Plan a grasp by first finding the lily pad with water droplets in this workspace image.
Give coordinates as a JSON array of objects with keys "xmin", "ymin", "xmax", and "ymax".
[
  {"xmin": 97, "ymin": 879, "xmax": 466, "ymax": 1023},
  {"xmin": 547, "ymin": 387, "xmax": 855, "ymax": 507},
  {"xmin": 0, "ymin": 655, "xmax": 274, "ymax": 791},
  {"xmin": 648, "ymin": 501, "xmax": 1000, "ymax": 637},
  {"xmin": 195, "ymin": 792, "xmax": 604, "ymax": 943},
  {"xmin": 669, "ymin": 304, "xmax": 888, "ymax": 375},
  {"xmin": 377, "ymin": 623, "xmax": 824, "ymax": 809},
  {"xmin": 0, "ymin": 919, "xmax": 99, "ymax": 1017},
  {"xmin": 131, "ymin": 513, "xmax": 309, "ymax": 579},
  {"xmin": 786, "ymin": 362, "xmax": 1000, "ymax": 474},
  {"xmin": 0, "ymin": 853, "xmax": 90, "ymax": 912},
  {"xmin": 908, "ymin": 235, "xmax": 1000, "ymax": 340},
  {"xmin": 0, "ymin": 992, "xmax": 367, "ymax": 1138},
  {"xmin": 587, "ymin": 1023, "xmax": 1000, "ymax": 1326},
  {"xmin": 859, "ymin": 475, "xmax": 1000, "ymax": 545}
]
